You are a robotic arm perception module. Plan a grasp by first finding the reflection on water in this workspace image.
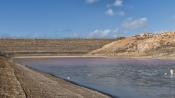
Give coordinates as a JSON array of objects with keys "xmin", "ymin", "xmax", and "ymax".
[{"xmin": 15, "ymin": 58, "xmax": 175, "ymax": 98}]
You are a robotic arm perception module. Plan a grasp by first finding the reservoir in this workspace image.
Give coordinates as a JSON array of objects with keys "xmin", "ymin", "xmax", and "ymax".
[{"xmin": 15, "ymin": 57, "xmax": 175, "ymax": 98}]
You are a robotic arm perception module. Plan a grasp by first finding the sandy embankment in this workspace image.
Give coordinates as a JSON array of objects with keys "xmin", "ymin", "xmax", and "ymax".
[
  {"xmin": 13, "ymin": 55, "xmax": 107, "ymax": 59},
  {"xmin": 13, "ymin": 55, "xmax": 175, "ymax": 61},
  {"xmin": 0, "ymin": 57, "xmax": 111, "ymax": 98}
]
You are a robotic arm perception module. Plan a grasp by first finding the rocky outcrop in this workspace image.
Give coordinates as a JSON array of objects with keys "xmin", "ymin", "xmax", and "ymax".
[{"xmin": 88, "ymin": 32, "xmax": 175, "ymax": 57}]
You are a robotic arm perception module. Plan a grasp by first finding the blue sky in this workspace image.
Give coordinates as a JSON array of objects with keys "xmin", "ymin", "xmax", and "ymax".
[{"xmin": 0, "ymin": 0, "xmax": 175, "ymax": 39}]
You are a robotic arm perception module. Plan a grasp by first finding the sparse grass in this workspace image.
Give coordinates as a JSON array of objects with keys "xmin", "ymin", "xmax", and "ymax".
[{"xmin": 0, "ymin": 39, "xmax": 114, "ymax": 56}]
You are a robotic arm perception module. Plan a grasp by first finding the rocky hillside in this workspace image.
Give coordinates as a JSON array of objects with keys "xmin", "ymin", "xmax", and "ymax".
[{"xmin": 88, "ymin": 32, "xmax": 175, "ymax": 57}]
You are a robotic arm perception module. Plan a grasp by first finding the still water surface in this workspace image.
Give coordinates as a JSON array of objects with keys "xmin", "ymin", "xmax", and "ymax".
[{"xmin": 15, "ymin": 58, "xmax": 175, "ymax": 98}]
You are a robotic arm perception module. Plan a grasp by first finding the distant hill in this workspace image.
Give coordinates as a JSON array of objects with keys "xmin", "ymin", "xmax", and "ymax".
[
  {"xmin": 0, "ymin": 39, "xmax": 114, "ymax": 56},
  {"xmin": 88, "ymin": 32, "xmax": 175, "ymax": 57}
]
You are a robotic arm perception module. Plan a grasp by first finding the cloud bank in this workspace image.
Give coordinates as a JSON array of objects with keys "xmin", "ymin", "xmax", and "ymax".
[
  {"xmin": 85, "ymin": 0, "xmax": 149, "ymax": 38},
  {"xmin": 122, "ymin": 17, "xmax": 148, "ymax": 30},
  {"xmin": 88, "ymin": 17, "xmax": 148, "ymax": 38}
]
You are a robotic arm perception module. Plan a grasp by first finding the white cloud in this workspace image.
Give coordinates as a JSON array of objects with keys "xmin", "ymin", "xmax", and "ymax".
[
  {"xmin": 122, "ymin": 17, "xmax": 148, "ymax": 30},
  {"xmin": 89, "ymin": 29, "xmax": 111, "ymax": 38},
  {"xmin": 105, "ymin": 9, "xmax": 115, "ymax": 16},
  {"xmin": 87, "ymin": 17, "xmax": 149, "ymax": 38},
  {"xmin": 114, "ymin": 0, "xmax": 123, "ymax": 7},
  {"xmin": 86, "ymin": 0, "xmax": 99, "ymax": 4},
  {"xmin": 88, "ymin": 29, "xmax": 121, "ymax": 38},
  {"xmin": 105, "ymin": 9, "xmax": 126, "ymax": 16},
  {"xmin": 85, "ymin": 0, "xmax": 126, "ymax": 16}
]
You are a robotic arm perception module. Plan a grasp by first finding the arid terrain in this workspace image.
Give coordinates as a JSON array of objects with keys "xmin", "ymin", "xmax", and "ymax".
[
  {"xmin": 1, "ymin": 32, "xmax": 175, "ymax": 98},
  {"xmin": 0, "ymin": 39, "xmax": 114, "ymax": 56},
  {"xmin": 88, "ymin": 32, "xmax": 175, "ymax": 58}
]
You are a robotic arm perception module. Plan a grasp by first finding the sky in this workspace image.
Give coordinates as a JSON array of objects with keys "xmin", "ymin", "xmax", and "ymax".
[{"xmin": 0, "ymin": 0, "xmax": 175, "ymax": 39}]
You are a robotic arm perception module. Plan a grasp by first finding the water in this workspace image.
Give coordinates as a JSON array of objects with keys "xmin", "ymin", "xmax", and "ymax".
[{"xmin": 15, "ymin": 58, "xmax": 175, "ymax": 98}]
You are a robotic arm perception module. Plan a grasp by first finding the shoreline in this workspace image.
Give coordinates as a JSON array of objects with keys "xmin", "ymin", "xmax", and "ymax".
[
  {"xmin": 0, "ymin": 56, "xmax": 111, "ymax": 98},
  {"xmin": 13, "ymin": 55, "xmax": 107, "ymax": 58},
  {"xmin": 26, "ymin": 65, "xmax": 117, "ymax": 98},
  {"xmin": 13, "ymin": 55, "xmax": 175, "ymax": 61}
]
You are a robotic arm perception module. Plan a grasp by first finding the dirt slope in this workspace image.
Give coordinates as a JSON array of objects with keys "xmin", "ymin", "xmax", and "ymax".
[
  {"xmin": 88, "ymin": 32, "xmax": 175, "ymax": 57},
  {"xmin": 0, "ymin": 57, "xmax": 26, "ymax": 98}
]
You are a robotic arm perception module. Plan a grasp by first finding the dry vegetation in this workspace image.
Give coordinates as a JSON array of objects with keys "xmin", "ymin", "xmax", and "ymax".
[{"xmin": 0, "ymin": 39, "xmax": 114, "ymax": 56}]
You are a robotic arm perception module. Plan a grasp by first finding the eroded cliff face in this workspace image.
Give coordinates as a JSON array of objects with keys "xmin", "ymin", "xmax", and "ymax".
[{"xmin": 88, "ymin": 32, "xmax": 175, "ymax": 57}]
